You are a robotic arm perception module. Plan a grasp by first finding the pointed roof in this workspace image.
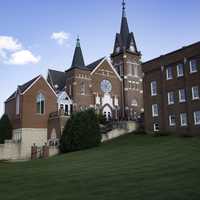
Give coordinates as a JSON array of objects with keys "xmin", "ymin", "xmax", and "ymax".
[
  {"xmin": 112, "ymin": 0, "xmax": 139, "ymax": 55},
  {"xmin": 71, "ymin": 37, "xmax": 85, "ymax": 69},
  {"xmin": 120, "ymin": 0, "xmax": 130, "ymax": 49},
  {"xmin": 48, "ymin": 69, "xmax": 67, "ymax": 91}
]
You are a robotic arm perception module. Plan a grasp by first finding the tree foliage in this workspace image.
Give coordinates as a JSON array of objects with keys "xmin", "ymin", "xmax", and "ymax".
[
  {"xmin": 60, "ymin": 109, "xmax": 101, "ymax": 153},
  {"xmin": 0, "ymin": 114, "xmax": 13, "ymax": 144}
]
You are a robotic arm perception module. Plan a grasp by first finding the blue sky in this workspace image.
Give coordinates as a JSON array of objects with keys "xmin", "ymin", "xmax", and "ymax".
[{"xmin": 0, "ymin": 0, "xmax": 200, "ymax": 115}]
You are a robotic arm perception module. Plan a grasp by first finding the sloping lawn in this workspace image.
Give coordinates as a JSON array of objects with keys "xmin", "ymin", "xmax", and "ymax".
[{"xmin": 0, "ymin": 134, "xmax": 200, "ymax": 200}]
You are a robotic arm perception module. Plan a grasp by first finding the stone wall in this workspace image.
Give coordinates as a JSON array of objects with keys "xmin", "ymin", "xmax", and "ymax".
[{"xmin": 102, "ymin": 121, "xmax": 138, "ymax": 142}]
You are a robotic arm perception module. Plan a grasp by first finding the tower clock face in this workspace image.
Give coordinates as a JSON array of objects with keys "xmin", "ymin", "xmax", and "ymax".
[{"xmin": 100, "ymin": 80, "xmax": 112, "ymax": 93}]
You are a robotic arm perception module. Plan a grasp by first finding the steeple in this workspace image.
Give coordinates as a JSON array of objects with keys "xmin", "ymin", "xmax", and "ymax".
[
  {"xmin": 71, "ymin": 36, "xmax": 85, "ymax": 68},
  {"xmin": 112, "ymin": 0, "xmax": 139, "ymax": 55},
  {"xmin": 120, "ymin": 0, "xmax": 130, "ymax": 49}
]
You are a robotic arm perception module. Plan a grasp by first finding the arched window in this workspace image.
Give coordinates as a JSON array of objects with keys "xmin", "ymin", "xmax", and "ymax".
[
  {"xmin": 80, "ymin": 82, "xmax": 85, "ymax": 95},
  {"xmin": 36, "ymin": 93, "xmax": 45, "ymax": 114}
]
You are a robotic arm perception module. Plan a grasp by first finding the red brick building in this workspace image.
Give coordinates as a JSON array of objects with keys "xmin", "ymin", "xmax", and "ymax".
[
  {"xmin": 3, "ymin": 1, "xmax": 144, "ymax": 153},
  {"xmin": 142, "ymin": 42, "xmax": 200, "ymax": 135}
]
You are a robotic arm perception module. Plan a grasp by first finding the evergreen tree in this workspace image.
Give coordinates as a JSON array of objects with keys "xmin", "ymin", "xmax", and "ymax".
[
  {"xmin": 60, "ymin": 109, "xmax": 101, "ymax": 153},
  {"xmin": 0, "ymin": 114, "xmax": 13, "ymax": 144}
]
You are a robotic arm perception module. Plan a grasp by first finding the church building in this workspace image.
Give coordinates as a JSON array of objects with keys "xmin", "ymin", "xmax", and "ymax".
[{"xmin": 4, "ymin": 0, "xmax": 143, "ymax": 157}]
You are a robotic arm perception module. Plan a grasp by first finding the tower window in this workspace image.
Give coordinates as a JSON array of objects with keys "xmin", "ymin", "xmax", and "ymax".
[
  {"xmin": 36, "ymin": 93, "xmax": 45, "ymax": 114},
  {"xmin": 80, "ymin": 82, "xmax": 85, "ymax": 95}
]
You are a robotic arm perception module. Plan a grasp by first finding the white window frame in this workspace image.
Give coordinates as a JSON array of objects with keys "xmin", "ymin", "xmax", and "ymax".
[
  {"xmin": 177, "ymin": 63, "xmax": 184, "ymax": 77},
  {"xmin": 166, "ymin": 67, "xmax": 173, "ymax": 80},
  {"xmin": 192, "ymin": 86, "xmax": 199, "ymax": 100},
  {"xmin": 169, "ymin": 114, "xmax": 176, "ymax": 126},
  {"xmin": 179, "ymin": 89, "xmax": 186, "ymax": 103},
  {"xmin": 194, "ymin": 111, "xmax": 200, "ymax": 125},
  {"xmin": 190, "ymin": 59, "xmax": 197, "ymax": 74},
  {"xmin": 180, "ymin": 113, "xmax": 187, "ymax": 127},
  {"xmin": 36, "ymin": 93, "xmax": 45, "ymax": 115},
  {"xmin": 151, "ymin": 81, "xmax": 157, "ymax": 96},
  {"xmin": 153, "ymin": 123, "xmax": 159, "ymax": 132},
  {"xmin": 152, "ymin": 104, "xmax": 158, "ymax": 117},
  {"xmin": 167, "ymin": 91, "xmax": 175, "ymax": 105}
]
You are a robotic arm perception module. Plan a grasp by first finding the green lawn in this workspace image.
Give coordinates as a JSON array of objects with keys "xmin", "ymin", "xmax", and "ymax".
[{"xmin": 0, "ymin": 134, "xmax": 200, "ymax": 200}]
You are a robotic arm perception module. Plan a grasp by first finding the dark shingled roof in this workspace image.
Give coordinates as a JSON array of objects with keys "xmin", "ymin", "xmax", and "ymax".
[
  {"xmin": 71, "ymin": 37, "xmax": 85, "ymax": 69},
  {"xmin": 86, "ymin": 57, "xmax": 105, "ymax": 71},
  {"xmin": 18, "ymin": 75, "xmax": 40, "ymax": 93},
  {"xmin": 48, "ymin": 69, "xmax": 67, "ymax": 91},
  {"xmin": 5, "ymin": 75, "xmax": 41, "ymax": 102}
]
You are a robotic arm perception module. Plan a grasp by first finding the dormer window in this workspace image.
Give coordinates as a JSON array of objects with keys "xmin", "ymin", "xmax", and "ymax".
[{"xmin": 36, "ymin": 93, "xmax": 45, "ymax": 114}]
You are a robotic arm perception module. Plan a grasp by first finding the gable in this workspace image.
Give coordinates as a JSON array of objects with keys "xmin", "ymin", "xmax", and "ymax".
[
  {"xmin": 91, "ymin": 58, "xmax": 122, "ymax": 81},
  {"xmin": 22, "ymin": 76, "xmax": 57, "ymax": 97}
]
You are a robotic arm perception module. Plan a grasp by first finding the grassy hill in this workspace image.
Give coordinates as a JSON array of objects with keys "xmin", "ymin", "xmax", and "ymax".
[{"xmin": 0, "ymin": 134, "xmax": 200, "ymax": 200}]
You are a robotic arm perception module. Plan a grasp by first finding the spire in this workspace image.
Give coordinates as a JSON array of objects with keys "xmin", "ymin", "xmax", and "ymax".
[
  {"xmin": 71, "ymin": 36, "xmax": 85, "ymax": 68},
  {"xmin": 112, "ymin": 0, "xmax": 138, "ymax": 55},
  {"xmin": 120, "ymin": 0, "xmax": 130, "ymax": 49},
  {"xmin": 122, "ymin": 0, "xmax": 126, "ymax": 18}
]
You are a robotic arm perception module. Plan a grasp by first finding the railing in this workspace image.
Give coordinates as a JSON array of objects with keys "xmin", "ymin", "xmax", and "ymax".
[{"xmin": 49, "ymin": 111, "xmax": 70, "ymax": 119}]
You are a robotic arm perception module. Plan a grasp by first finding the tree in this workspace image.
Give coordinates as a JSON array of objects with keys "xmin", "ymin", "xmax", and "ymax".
[
  {"xmin": 60, "ymin": 109, "xmax": 101, "ymax": 153},
  {"xmin": 0, "ymin": 114, "xmax": 13, "ymax": 144}
]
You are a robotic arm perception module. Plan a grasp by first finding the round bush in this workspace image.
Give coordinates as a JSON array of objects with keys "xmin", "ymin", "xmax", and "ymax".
[{"xmin": 60, "ymin": 109, "xmax": 101, "ymax": 153}]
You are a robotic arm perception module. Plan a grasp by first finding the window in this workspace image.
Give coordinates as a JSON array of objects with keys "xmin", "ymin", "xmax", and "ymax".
[
  {"xmin": 69, "ymin": 85, "xmax": 72, "ymax": 96},
  {"xmin": 192, "ymin": 86, "xmax": 199, "ymax": 100},
  {"xmin": 153, "ymin": 123, "xmax": 159, "ymax": 132},
  {"xmin": 180, "ymin": 113, "xmax": 187, "ymax": 127},
  {"xmin": 194, "ymin": 111, "xmax": 200, "ymax": 125},
  {"xmin": 168, "ymin": 91, "xmax": 175, "ymax": 105},
  {"xmin": 169, "ymin": 114, "xmax": 176, "ymax": 126},
  {"xmin": 177, "ymin": 63, "xmax": 184, "ymax": 77},
  {"xmin": 179, "ymin": 89, "xmax": 186, "ymax": 103},
  {"xmin": 190, "ymin": 59, "xmax": 197, "ymax": 73},
  {"xmin": 80, "ymin": 82, "xmax": 85, "ymax": 95},
  {"xmin": 128, "ymin": 63, "xmax": 132, "ymax": 75},
  {"xmin": 16, "ymin": 94, "xmax": 20, "ymax": 115},
  {"xmin": 131, "ymin": 99, "xmax": 138, "ymax": 107},
  {"xmin": 36, "ymin": 93, "xmax": 45, "ymax": 114},
  {"xmin": 152, "ymin": 104, "xmax": 158, "ymax": 117},
  {"xmin": 133, "ymin": 64, "xmax": 138, "ymax": 77},
  {"xmin": 151, "ymin": 81, "xmax": 157, "ymax": 96},
  {"xmin": 166, "ymin": 67, "xmax": 173, "ymax": 80}
]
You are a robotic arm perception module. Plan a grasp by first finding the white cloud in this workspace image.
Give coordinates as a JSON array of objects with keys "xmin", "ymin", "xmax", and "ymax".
[
  {"xmin": 51, "ymin": 31, "xmax": 70, "ymax": 45},
  {"xmin": 0, "ymin": 36, "xmax": 22, "ymax": 51},
  {"xmin": 8, "ymin": 50, "xmax": 40, "ymax": 65},
  {"xmin": 0, "ymin": 35, "xmax": 40, "ymax": 65}
]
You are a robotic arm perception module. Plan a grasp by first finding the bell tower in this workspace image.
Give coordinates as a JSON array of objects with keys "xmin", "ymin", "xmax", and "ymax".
[{"xmin": 111, "ymin": 0, "xmax": 143, "ymax": 120}]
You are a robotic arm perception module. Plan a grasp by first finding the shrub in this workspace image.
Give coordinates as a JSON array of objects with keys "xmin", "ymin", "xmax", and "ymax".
[
  {"xmin": 96, "ymin": 113, "xmax": 107, "ymax": 125},
  {"xmin": 0, "ymin": 114, "xmax": 13, "ymax": 144},
  {"xmin": 60, "ymin": 109, "xmax": 101, "ymax": 153}
]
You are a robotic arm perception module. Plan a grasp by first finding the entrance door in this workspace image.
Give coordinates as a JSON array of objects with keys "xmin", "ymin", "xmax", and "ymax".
[{"xmin": 103, "ymin": 105, "xmax": 112, "ymax": 121}]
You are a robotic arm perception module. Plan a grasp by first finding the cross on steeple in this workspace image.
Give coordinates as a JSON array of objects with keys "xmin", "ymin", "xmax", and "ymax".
[{"xmin": 122, "ymin": 0, "xmax": 126, "ymax": 18}]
